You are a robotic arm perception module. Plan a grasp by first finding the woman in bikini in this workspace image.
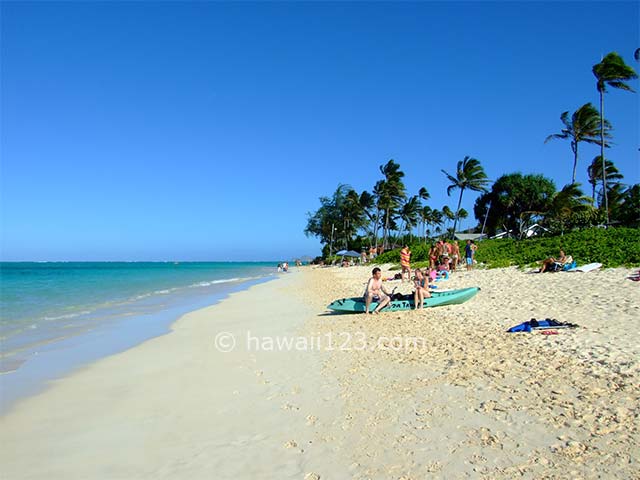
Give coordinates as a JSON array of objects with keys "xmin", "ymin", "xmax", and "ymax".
[{"xmin": 413, "ymin": 269, "xmax": 431, "ymax": 309}]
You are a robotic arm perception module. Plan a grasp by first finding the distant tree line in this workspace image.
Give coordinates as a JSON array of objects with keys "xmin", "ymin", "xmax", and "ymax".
[{"xmin": 305, "ymin": 50, "xmax": 638, "ymax": 258}]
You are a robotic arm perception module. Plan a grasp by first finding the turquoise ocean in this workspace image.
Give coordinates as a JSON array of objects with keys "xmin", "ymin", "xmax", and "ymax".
[{"xmin": 0, "ymin": 262, "xmax": 276, "ymax": 410}]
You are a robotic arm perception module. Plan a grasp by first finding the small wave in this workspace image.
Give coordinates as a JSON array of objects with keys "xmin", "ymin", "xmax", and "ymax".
[
  {"xmin": 189, "ymin": 275, "xmax": 270, "ymax": 288},
  {"xmin": 192, "ymin": 278, "xmax": 243, "ymax": 287},
  {"xmin": 43, "ymin": 310, "xmax": 92, "ymax": 321}
]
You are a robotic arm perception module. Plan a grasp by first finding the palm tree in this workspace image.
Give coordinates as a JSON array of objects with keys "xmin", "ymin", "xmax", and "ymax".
[
  {"xmin": 547, "ymin": 183, "xmax": 594, "ymax": 234},
  {"xmin": 416, "ymin": 187, "xmax": 431, "ymax": 241},
  {"xmin": 587, "ymin": 156, "xmax": 623, "ymax": 205},
  {"xmin": 357, "ymin": 190, "xmax": 376, "ymax": 247},
  {"xmin": 420, "ymin": 206, "xmax": 434, "ymax": 241},
  {"xmin": 441, "ymin": 156, "xmax": 490, "ymax": 237},
  {"xmin": 430, "ymin": 209, "xmax": 444, "ymax": 238},
  {"xmin": 457, "ymin": 208, "xmax": 468, "ymax": 231},
  {"xmin": 441, "ymin": 205, "xmax": 455, "ymax": 232},
  {"xmin": 341, "ymin": 189, "xmax": 366, "ymax": 249},
  {"xmin": 592, "ymin": 52, "xmax": 638, "ymax": 223},
  {"xmin": 399, "ymin": 196, "xmax": 422, "ymax": 243},
  {"xmin": 377, "ymin": 160, "xmax": 407, "ymax": 249},
  {"xmin": 418, "ymin": 187, "xmax": 430, "ymax": 202},
  {"xmin": 545, "ymin": 103, "xmax": 610, "ymax": 183}
]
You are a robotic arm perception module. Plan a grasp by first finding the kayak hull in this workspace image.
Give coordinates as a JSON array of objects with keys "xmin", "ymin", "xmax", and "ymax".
[{"xmin": 327, "ymin": 287, "xmax": 480, "ymax": 313}]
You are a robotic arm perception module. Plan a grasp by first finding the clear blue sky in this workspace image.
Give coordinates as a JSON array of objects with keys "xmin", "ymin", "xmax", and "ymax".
[{"xmin": 1, "ymin": 1, "xmax": 638, "ymax": 261}]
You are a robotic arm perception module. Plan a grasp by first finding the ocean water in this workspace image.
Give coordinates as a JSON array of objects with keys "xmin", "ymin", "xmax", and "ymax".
[{"xmin": 0, "ymin": 262, "xmax": 276, "ymax": 408}]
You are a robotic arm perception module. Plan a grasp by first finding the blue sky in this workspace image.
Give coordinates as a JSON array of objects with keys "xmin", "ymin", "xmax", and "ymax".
[{"xmin": 1, "ymin": 1, "xmax": 638, "ymax": 261}]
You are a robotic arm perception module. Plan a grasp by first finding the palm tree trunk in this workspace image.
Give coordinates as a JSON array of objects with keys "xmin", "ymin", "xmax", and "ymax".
[
  {"xmin": 373, "ymin": 208, "xmax": 381, "ymax": 248},
  {"xmin": 599, "ymin": 89, "xmax": 609, "ymax": 224},
  {"xmin": 572, "ymin": 141, "xmax": 578, "ymax": 184},
  {"xmin": 384, "ymin": 209, "xmax": 390, "ymax": 250},
  {"xmin": 452, "ymin": 188, "xmax": 464, "ymax": 238}
]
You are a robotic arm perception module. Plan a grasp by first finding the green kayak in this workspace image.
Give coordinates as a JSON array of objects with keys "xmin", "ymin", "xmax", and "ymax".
[{"xmin": 327, "ymin": 287, "xmax": 480, "ymax": 313}]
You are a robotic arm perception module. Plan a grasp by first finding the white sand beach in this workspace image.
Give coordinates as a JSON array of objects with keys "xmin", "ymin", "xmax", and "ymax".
[{"xmin": 1, "ymin": 265, "xmax": 639, "ymax": 479}]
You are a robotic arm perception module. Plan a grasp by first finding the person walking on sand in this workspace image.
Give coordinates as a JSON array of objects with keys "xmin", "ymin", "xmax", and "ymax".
[
  {"xmin": 413, "ymin": 268, "xmax": 431, "ymax": 309},
  {"xmin": 400, "ymin": 245, "xmax": 411, "ymax": 282},
  {"xmin": 364, "ymin": 267, "xmax": 392, "ymax": 314},
  {"xmin": 465, "ymin": 240, "xmax": 477, "ymax": 271}
]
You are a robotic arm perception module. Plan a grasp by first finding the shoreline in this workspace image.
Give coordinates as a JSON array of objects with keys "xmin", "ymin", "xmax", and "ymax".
[
  {"xmin": 1, "ymin": 265, "xmax": 638, "ymax": 478},
  {"xmin": 0, "ymin": 274, "xmax": 276, "ymax": 415},
  {"xmin": 0, "ymin": 269, "xmax": 350, "ymax": 479}
]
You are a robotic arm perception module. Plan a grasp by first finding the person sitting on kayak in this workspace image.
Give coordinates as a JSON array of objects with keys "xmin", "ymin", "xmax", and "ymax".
[
  {"xmin": 413, "ymin": 269, "xmax": 431, "ymax": 309},
  {"xmin": 364, "ymin": 267, "xmax": 392, "ymax": 314}
]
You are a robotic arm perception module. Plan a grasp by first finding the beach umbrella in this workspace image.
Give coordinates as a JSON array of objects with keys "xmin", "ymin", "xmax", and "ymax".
[{"xmin": 341, "ymin": 250, "xmax": 361, "ymax": 257}]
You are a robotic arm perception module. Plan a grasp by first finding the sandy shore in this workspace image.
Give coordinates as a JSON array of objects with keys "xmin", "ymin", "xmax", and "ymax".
[
  {"xmin": 302, "ymin": 264, "xmax": 639, "ymax": 479},
  {"xmin": 0, "ymin": 272, "xmax": 346, "ymax": 479},
  {"xmin": 1, "ymin": 264, "xmax": 638, "ymax": 479}
]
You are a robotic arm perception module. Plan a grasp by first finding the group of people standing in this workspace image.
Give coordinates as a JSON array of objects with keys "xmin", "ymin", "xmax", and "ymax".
[
  {"xmin": 400, "ymin": 239, "xmax": 478, "ymax": 281},
  {"xmin": 426, "ymin": 240, "xmax": 477, "ymax": 273}
]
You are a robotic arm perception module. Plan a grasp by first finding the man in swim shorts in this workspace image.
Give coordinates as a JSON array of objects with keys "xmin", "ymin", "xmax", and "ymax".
[
  {"xmin": 465, "ymin": 240, "xmax": 477, "ymax": 271},
  {"xmin": 364, "ymin": 267, "xmax": 392, "ymax": 314}
]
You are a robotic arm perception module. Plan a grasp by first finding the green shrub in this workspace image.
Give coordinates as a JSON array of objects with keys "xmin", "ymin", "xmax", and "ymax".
[{"xmin": 374, "ymin": 227, "xmax": 640, "ymax": 269}]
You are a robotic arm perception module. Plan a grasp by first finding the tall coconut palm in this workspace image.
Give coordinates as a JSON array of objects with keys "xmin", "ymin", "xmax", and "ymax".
[
  {"xmin": 441, "ymin": 205, "xmax": 455, "ymax": 232},
  {"xmin": 357, "ymin": 190, "xmax": 376, "ymax": 246},
  {"xmin": 592, "ymin": 52, "xmax": 637, "ymax": 223},
  {"xmin": 457, "ymin": 208, "xmax": 469, "ymax": 231},
  {"xmin": 341, "ymin": 189, "xmax": 366, "ymax": 249},
  {"xmin": 418, "ymin": 187, "xmax": 430, "ymax": 202},
  {"xmin": 587, "ymin": 156, "xmax": 624, "ymax": 205},
  {"xmin": 377, "ymin": 160, "xmax": 407, "ymax": 249},
  {"xmin": 441, "ymin": 156, "xmax": 490, "ymax": 237},
  {"xmin": 420, "ymin": 205, "xmax": 432, "ymax": 241},
  {"xmin": 545, "ymin": 103, "xmax": 611, "ymax": 183},
  {"xmin": 430, "ymin": 209, "xmax": 444, "ymax": 238},
  {"xmin": 399, "ymin": 196, "xmax": 422, "ymax": 243}
]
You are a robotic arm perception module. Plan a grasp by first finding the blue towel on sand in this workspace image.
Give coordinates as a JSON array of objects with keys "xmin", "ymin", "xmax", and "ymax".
[{"xmin": 507, "ymin": 318, "xmax": 578, "ymax": 333}]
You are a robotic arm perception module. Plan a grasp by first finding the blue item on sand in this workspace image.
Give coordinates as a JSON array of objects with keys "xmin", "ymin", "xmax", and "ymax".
[{"xmin": 507, "ymin": 318, "xmax": 578, "ymax": 333}]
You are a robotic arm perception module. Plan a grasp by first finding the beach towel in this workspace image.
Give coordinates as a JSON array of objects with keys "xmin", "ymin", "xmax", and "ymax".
[
  {"xmin": 507, "ymin": 318, "xmax": 579, "ymax": 333},
  {"xmin": 565, "ymin": 262, "xmax": 602, "ymax": 273}
]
